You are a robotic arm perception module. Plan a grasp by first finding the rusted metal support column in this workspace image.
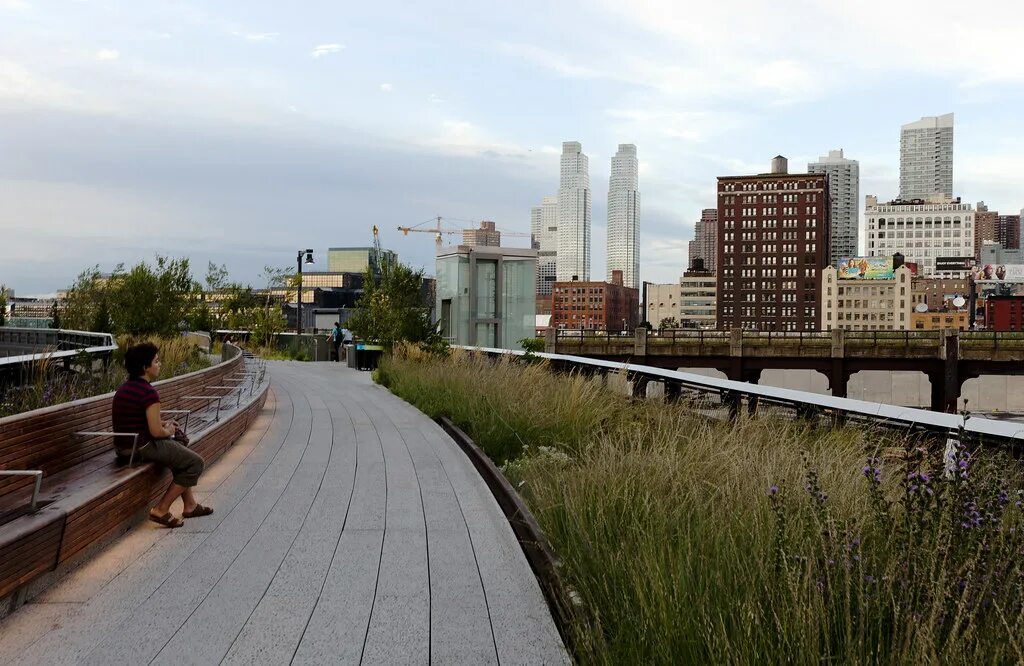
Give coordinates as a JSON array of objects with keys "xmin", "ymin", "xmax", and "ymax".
[
  {"xmin": 930, "ymin": 329, "xmax": 960, "ymax": 413},
  {"xmin": 664, "ymin": 381, "xmax": 682, "ymax": 403},
  {"xmin": 544, "ymin": 327, "xmax": 556, "ymax": 353}
]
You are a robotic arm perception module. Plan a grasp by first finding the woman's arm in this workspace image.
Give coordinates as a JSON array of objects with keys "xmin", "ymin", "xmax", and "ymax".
[{"xmin": 145, "ymin": 402, "xmax": 176, "ymax": 439}]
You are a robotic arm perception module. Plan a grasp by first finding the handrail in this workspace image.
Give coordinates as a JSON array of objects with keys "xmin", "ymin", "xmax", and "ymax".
[
  {"xmin": 0, "ymin": 470, "xmax": 43, "ymax": 510},
  {"xmin": 458, "ymin": 345, "xmax": 1024, "ymax": 445}
]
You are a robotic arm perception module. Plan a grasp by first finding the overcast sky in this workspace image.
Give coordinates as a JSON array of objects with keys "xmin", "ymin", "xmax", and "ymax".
[{"xmin": 2, "ymin": 0, "xmax": 1024, "ymax": 295}]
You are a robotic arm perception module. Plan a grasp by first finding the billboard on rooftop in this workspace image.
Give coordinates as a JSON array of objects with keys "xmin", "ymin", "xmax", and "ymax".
[{"xmin": 837, "ymin": 256, "xmax": 894, "ymax": 280}]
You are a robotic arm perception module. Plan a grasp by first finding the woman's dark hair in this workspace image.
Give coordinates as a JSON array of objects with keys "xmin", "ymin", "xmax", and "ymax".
[{"xmin": 124, "ymin": 342, "xmax": 159, "ymax": 379}]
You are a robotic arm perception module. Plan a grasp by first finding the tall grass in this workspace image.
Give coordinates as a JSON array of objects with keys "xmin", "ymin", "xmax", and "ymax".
[
  {"xmin": 0, "ymin": 336, "xmax": 210, "ymax": 418},
  {"xmin": 378, "ymin": 347, "xmax": 1024, "ymax": 664}
]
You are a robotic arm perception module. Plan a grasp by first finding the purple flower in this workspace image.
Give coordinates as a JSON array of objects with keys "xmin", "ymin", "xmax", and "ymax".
[
  {"xmin": 865, "ymin": 575, "xmax": 876, "ymax": 584},
  {"xmin": 768, "ymin": 485, "xmax": 779, "ymax": 496}
]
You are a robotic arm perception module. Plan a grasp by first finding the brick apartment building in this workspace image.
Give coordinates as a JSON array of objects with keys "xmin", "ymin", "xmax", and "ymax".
[
  {"xmin": 551, "ymin": 269, "xmax": 639, "ymax": 331},
  {"xmin": 717, "ymin": 156, "xmax": 830, "ymax": 331},
  {"xmin": 985, "ymin": 295, "xmax": 1024, "ymax": 331},
  {"xmin": 975, "ymin": 202, "xmax": 1021, "ymax": 258}
]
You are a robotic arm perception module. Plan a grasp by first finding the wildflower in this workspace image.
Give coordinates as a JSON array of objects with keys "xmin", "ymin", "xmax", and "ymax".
[
  {"xmin": 768, "ymin": 485, "xmax": 779, "ymax": 496},
  {"xmin": 865, "ymin": 575, "xmax": 876, "ymax": 584}
]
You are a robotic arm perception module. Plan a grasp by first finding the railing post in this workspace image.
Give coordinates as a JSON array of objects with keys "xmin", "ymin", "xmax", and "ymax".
[
  {"xmin": 544, "ymin": 327, "xmax": 556, "ymax": 354},
  {"xmin": 634, "ymin": 327, "xmax": 647, "ymax": 358}
]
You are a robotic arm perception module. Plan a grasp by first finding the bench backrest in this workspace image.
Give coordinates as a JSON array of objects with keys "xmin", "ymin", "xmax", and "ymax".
[{"xmin": 0, "ymin": 350, "xmax": 244, "ymax": 501}]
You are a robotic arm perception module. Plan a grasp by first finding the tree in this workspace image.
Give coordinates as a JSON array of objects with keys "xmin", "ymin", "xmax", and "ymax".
[
  {"xmin": 659, "ymin": 316, "xmax": 680, "ymax": 331},
  {"xmin": 61, "ymin": 267, "xmax": 112, "ymax": 333},
  {"xmin": 346, "ymin": 262, "xmax": 442, "ymax": 351},
  {"xmin": 205, "ymin": 262, "xmax": 230, "ymax": 292},
  {"xmin": 61, "ymin": 257, "xmax": 205, "ymax": 336}
]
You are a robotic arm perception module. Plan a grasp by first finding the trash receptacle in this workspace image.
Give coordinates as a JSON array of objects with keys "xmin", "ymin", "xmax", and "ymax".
[
  {"xmin": 355, "ymin": 343, "xmax": 384, "ymax": 371},
  {"xmin": 346, "ymin": 343, "xmax": 357, "ymax": 369}
]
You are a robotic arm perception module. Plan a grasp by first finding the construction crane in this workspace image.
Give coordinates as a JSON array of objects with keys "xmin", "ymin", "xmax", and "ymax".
[{"xmin": 397, "ymin": 216, "xmax": 531, "ymax": 248}]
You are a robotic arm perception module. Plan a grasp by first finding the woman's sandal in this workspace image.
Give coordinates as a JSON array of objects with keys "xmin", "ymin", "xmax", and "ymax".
[
  {"xmin": 182, "ymin": 505, "xmax": 214, "ymax": 518},
  {"xmin": 149, "ymin": 511, "xmax": 184, "ymax": 528}
]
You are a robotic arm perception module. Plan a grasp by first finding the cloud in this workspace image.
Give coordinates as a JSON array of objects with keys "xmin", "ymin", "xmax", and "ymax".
[
  {"xmin": 95, "ymin": 49, "xmax": 120, "ymax": 61},
  {"xmin": 379, "ymin": 83, "xmax": 393, "ymax": 93},
  {"xmin": 0, "ymin": 60, "xmax": 112, "ymax": 112},
  {"xmin": 310, "ymin": 43, "xmax": 344, "ymax": 58},
  {"xmin": 232, "ymin": 31, "xmax": 278, "ymax": 42},
  {"xmin": 497, "ymin": 42, "xmax": 605, "ymax": 79},
  {"xmin": 428, "ymin": 93, "xmax": 442, "ymax": 103},
  {"xmin": 0, "ymin": 0, "xmax": 30, "ymax": 10}
]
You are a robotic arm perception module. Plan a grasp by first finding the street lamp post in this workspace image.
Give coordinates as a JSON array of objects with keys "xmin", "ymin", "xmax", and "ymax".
[{"xmin": 296, "ymin": 249, "xmax": 314, "ymax": 335}]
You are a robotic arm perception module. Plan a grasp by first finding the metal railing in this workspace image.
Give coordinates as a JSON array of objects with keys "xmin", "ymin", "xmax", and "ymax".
[{"xmin": 459, "ymin": 345, "xmax": 1024, "ymax": 446}]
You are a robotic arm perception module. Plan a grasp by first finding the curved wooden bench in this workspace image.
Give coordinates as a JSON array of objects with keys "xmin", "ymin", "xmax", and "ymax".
[{"xmin": 0, "ymin": 346, "xmax": 269, "ymax": 606}]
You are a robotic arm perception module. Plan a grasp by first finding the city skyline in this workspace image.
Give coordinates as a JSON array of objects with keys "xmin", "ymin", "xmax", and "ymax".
[
  {"xmin": 556, "ymin": 141, "xmax": 592, "ymax": 281},
  {"xmin": 2, "ymin": 2, "xmax": 1024, "ymax": 295}
]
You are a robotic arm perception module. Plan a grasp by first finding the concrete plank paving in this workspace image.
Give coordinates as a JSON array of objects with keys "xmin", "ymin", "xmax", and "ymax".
[{"xmin": 0, "ymin": 361, "xmax": 568, "ymax": 665}]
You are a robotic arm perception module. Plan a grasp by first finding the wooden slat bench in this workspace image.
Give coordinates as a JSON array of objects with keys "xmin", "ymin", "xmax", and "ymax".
[{"xmin": 0, "ymin": 346, "xmax": 269, "ymax": 607}]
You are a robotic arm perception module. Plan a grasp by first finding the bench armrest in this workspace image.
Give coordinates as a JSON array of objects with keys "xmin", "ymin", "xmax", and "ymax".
[
  {"xmin": 0, "ymin": 470, "xmax": 43, "ymax": 511},
  {"xmin": 75, "ymin": 431, "xmax": 142, "ymax": 466}
]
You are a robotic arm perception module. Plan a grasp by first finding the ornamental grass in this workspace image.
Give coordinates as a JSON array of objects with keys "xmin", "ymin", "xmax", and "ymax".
[{"xmin": 378, "ymin": 346, "xmax": 1024, "ymax": 664}]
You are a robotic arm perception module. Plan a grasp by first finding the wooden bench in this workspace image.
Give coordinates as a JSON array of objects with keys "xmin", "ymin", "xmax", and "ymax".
[{"xmin": 0, "ymin": 346, "xmax": 269, "ymax": 606}]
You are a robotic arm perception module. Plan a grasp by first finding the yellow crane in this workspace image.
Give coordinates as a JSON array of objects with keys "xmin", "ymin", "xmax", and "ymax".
[{"xmin": 397, "ymin": 216, "xmax": 531, "ymax": 248}]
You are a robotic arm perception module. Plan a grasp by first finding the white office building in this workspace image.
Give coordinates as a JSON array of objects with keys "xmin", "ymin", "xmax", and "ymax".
[
  {"xmin": 900, "ymin": 113, "xmax": 954, "ymax": 201},
  {"xmin": 606, "ymin": 144, "xmax": 640, "ymax": 289},
  {"xmin": 809, "ymin": 149, "xmax": 859, "ymax": 267},
  {"xmin": 530, "ymin": 195, "xmax": 558, "ymax": 296},
  {"xmin": 865, "ymin": 195, "xmax": 974, "ymax": 277},
  {"xmin": 556, "ymin": 141, "xmax": 591, "ymax": 281}
]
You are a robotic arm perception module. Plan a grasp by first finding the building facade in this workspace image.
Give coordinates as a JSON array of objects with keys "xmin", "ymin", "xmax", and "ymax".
[
  {"xmin": 687, "ymin": 208, "xmax": 718, "ymax": 273},
  {"xmin": 974, "ymin": 203, "xmax": 1021, "ymax": 259},
  {"xmin": 556, "ymin": 141, "xmax": 592, "ymax": 282},
  {"xmin": 462, "ymin": 220, "xmax": 501, "ymax": 247},
  {"xmin": 530, "ymin": 195, "xmax": 558, "ymax": 296},
  {"xmin": 551, "ymin": 270, "xmax": 639, "ymax": 331},
  {"xmin": 717, "ymin": 156, "xmax": 830, "ymax": 332},
  {"xmin": 822, "ymin": 265, "xmax": 914, "ymax": 331},
  {"xmin": 645, "ymin": 283, "xmax": 679, "ymax": 328},
  {"xmin": 435, "ymin": 245, "xmax": 537, "ymax": 349},
  {"xmin": 864, "ymin": 195, "xmax": 974, "ymax": 277},
  {"xmin": 808, "ymin": 149, "xmax": 859, "ymax": 268},
  {"xmin": 985, "ymin": 296, "xmax": 1024, "ymax": 332},
  {"xmin": 680, "ymin": 261, "xmax": 716, "ymax": 329},
  {"xmin": 327, "ymin": 247, "xmax": 397, "ymax": 275},
  {"xmin": 606, "ymin": 144, "xmax": 640, "ymax": 289},
  {"xmin": 980, "ymin": 241, "xmax": 1023, "ymax": 266},
  {"xmin": 911, "ymin": 276, "xmax": 970, "ymax": 311},
  {"xmin": 911, "ymin": 310, "xmax": 968, "ymax": 331},
  {"xmin": 900, "ymin": 113, "xmax": 954, "ymax": 200}
]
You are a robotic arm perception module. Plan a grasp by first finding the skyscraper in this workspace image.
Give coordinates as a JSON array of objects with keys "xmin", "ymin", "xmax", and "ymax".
[
  {"xmin": 687, "ymin": 208, "xmax": 718, "ymax": 273},
  {"xmin": 530, "ymin": 195, "xmax": 558, "ymax": 295},
  {"xmin": 808, "ymin": 149, "xmax": 859, "ymax": 267},
  {"xmin": 606, "ymin": 144, "xmax": 640, "ymax": 289},
  {"xmin": 556, "ymin": 141, "xmax": 591, "ymax": 281},
  {"xmin": 899, "ymin": 113, "xmax": 954, "ymax": 200}
]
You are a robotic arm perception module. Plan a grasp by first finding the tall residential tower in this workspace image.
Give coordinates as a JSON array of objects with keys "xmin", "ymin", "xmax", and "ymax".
[
  {"xmin": 900, "ymin": 113, "xmax": 954, "ymax": 200},
  {"xmin": 809, "ymin": 149, "xmax": 859, "ymax": 267},
  {"xmin": 606, "ymin": 144, "xmax": 640, "ymax": 289},
  {"xmin": 687, "ymin": 208, "xmax": 718, "ymax": 272},
  {"xmin": 530, "ymin": 195, "xmax": 559, "ymax": 295},
  {"xmin": 556, "ymin": 141, "xmax": 591, "ymax": 281}
]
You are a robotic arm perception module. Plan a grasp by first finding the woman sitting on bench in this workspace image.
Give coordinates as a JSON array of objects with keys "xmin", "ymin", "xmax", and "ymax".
[{"xmin": 111, "ymin": 342, "xmax": 214, "ymax": 528}]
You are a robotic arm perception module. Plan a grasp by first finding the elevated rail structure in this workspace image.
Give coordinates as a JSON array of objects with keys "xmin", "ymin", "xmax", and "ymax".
[
  {"xmin": 0, "ymin": 328, "xmax": 117, "ymax": 386},
  {"xmin": 545, "ymin": 328, "xmax": 1024, "ymax": 413},
  {"xmin": 465, "ymin": 345, "xmax": 1024, "ymax": 449}
]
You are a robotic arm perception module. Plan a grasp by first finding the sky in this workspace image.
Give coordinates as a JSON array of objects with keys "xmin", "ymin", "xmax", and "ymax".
[{"xmin": 2, "ymin": 0, "xmax": 1024, "ymax": 296}]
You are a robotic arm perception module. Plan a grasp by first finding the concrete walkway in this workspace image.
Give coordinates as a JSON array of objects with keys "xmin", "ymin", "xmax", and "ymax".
[{"xmin": 0, "ymin": 362, "xmax": 567, "ymax": 665}]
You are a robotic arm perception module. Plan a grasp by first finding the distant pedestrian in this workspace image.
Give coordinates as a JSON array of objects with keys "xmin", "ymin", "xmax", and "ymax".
[
  {"xmin": 328, "ymin": 322, "xmax": 342, "ymax": 362},
  {"xmin": 341, "ymin": 326, "xmax": 353, "ymax": 361}
]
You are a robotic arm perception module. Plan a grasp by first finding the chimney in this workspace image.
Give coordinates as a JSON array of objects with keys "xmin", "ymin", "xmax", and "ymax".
[
  {"xmin": 611, "ymin": 269, "xmax": 623, "ymax": 286},
  {"xmin": 770, "ymin": 155, "xmax": 788, "ymax": 175}
]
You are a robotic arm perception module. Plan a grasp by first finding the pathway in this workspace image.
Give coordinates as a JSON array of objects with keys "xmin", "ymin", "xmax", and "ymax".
[{"xmin": 0, "ymin": 362, "xmax": 567, "ymax": 665}]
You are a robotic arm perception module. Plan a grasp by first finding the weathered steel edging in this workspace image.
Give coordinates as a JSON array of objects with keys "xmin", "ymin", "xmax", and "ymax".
[{"xmin": 436, "ymin": 416, "xmax": 578, "ymax": 657}]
